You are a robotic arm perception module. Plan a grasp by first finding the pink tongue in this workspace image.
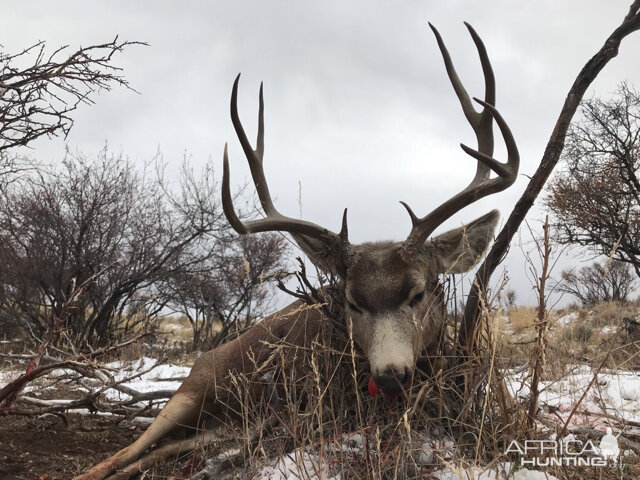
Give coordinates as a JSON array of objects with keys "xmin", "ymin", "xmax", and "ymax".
[{"xmin": 368, "ymin": 376, "xmax": 380, "ymax": 397}]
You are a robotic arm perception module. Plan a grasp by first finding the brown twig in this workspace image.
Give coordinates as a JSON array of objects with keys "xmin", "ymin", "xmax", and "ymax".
[
  {"xmin": 1, "ymin": 37, "xmax": 145, "ymax": 152},
  {"xmin": 558, "ymin": 353, "xmax": 610, "ymax": 438}
]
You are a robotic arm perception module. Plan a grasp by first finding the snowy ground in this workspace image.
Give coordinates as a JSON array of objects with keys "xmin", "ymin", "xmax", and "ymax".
[
  {"xmin": 507, "ymin": 364, "xmax": 640, "ymax": 430},
  {"xmin": 0, "ymin": 356, "xmax": 192, "ymax": 410},
  {"xmin": 3, "ymin": 354, "xmax": 638, "ymax": 479},
  {"xmin": 258, "ymin": 441, "xmax": 559, "ymax": 480},
  {"xmin": 100, "ymin": 356, "xmax": 191, "ymax": 404},
  {"xmin": 257, "ymin": 361, "xmax": 640, "ymax": 480}
]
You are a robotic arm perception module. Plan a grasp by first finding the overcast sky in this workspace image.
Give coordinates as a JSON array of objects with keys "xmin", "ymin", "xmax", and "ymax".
[{"xmin": 3, "ymin": 1, "xmax": 640, "ymax": 306}]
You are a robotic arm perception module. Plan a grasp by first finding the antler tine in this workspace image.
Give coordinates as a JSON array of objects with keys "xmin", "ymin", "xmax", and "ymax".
[
  {"xmin": 402, "ymin": 24, "xmax": 519, "ymax": 253},
  {"xmin": 230, "ymin": 74, "xmax": 274, "ymax": 215},
  {"xmin": 429, "ymin": 22, "xmax": 495, "ymax": 134},
  {"xmin": 222, "ymin": 74, "xmax": 349, "ymax": 244}
]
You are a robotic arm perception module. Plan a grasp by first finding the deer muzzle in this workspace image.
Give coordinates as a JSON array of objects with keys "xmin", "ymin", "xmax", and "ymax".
[{"xmin": 367, "ymin": 314, "xmax": 415, "ymax": 395}]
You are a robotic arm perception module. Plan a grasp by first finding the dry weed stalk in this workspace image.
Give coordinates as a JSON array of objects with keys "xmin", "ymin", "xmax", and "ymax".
[{"xmin": 526, "ymin": 215, "xmax": 552, "ymax": 431}]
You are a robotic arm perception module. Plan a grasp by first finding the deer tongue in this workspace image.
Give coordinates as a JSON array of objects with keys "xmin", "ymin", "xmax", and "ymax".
[
  {"xmin": 368, "ymin": 376, "xmax": 380, "ymax": 397},
  {"xmin": 368, "ymin": 376, "xmax": 402, "ymax": 399}
]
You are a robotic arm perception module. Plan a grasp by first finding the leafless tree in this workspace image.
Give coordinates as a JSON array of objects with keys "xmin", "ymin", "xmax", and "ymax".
[
  {"xmin": 545, "ymin": 82, "xmax": 640, "ymax": 278},
  {"xmin": 0, "ymin": 148, "xmax": 286, "ymax": 347},
  {"xmin": 461, "ymin": 4, "xmax": 640, "ymax": 349},
  {"xmin": 160, "ymin": 232, "xmax": 287, "ymax": 350},
  {"xmin": 558, "ymin": 259, "xmax": 635, "ymax": 306}
]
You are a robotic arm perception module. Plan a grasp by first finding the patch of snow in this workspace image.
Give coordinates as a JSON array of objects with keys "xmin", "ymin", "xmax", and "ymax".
[
  {"xmin": 161, "ymin": 322, "xmax": 186, "ymax": 331},
  {"xmin": 417, "ymin": 437, "xmax": 456, "ymax": 465},
  {"xmin": 99, "ymin": 357, "xmax": 191, "ymax": 404},
  {"xmin": 257, "ymin": 452, "xmax": 559, "ymax": 480},
  {"xmin": 432, "ymin": 462, "xmax": 559, "ymax": 479},
  {"xmin": 1, "ymin": 357, "xmax": 193, "ymax": 409},
  {"xmin": 338, "ymin": 432, "xmax": 367, "ymax": 454},
  {"xmin": 507, "ymin": 364, "xmax": 640, "ymax": 426},
  {"xmin": 217, "ymin": 447, "xmax": 241, "ymax": 460},
  {"xmin": 259, "ymin": 450, "xmax": 335, "ymax": 480},
  {"xmin": 556, "ymin": 312, "xmax": 579, "ymax": 326},
  {"xmin": 620, "ymin": 380, "xmax": 640, "ymax": 401},
  {"xmin": 0, "ymin": 369, "xmax": 38, "ymax": 394}
]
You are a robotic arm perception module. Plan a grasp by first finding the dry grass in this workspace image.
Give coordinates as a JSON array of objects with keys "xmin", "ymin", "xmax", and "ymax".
[
  {"xmin": 150, "ymin": 299, "xmax": 640, "ymax": 479},
  {"xmin": 544, "ymin": 302, "xmax": 640, "ymax": 372},
  {"xmin": 496, "ymin": 300, "xmax": 640, "ymax": 375},
  {"xmin": 38, "ymin": 292, "xmax": 637, "ymax": 478},
  {"xmin": 158, "ymin": 315, "xmax": 194, "ymax": 344},
  {"xmin": 507, "ymin": 306, "xmax": 538, "ymax": 333},
  {"xmin": 138, "ymin": 303, "xmax": 535, "ymax": 479}
]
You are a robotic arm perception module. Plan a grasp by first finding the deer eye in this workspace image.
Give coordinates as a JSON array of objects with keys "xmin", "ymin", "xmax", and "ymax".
[
  {"xmin": 409, "ymin": 291, "xmax": 425, "ymax": 307},
  {"xmin": 348, "ymin": 301, "xmax": 363, "ymax": 314}
]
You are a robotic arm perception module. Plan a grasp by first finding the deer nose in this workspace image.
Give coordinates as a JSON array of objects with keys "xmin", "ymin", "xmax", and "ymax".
[{"xmin": 374, "ymin": 368, "xmax": 409, "ymax": 395}]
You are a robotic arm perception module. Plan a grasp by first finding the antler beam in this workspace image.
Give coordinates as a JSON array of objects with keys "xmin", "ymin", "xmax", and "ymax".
[{"xmin": 401, "ymin": 22, "xmax": 519, "ymax": 253}]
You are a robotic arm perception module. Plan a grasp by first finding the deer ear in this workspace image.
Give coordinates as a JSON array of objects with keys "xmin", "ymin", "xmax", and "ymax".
[
  {"xmin": 291, "ymin": 234, "xmax": 348, "ymax": 277},
  {"xmin": 425, "ymin": 210, "xmax": 499, "ymax": 274}
]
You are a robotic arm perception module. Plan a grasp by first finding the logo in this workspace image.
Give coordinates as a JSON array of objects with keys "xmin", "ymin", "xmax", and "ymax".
[
  {"xmin": 505, "ymin": 430, "xmax": 621, "ymax": 467},
  {"xmin": 599, "ymin": 427, "xmax": 620, "ymax": 463}
]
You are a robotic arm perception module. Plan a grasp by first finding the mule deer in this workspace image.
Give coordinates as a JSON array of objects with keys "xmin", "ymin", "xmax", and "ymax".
[{"xmin": 75, "ymin": 22, "xmax": 518, "ymax": 480}]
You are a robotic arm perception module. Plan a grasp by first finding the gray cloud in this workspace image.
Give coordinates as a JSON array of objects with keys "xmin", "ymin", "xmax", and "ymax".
[{"xmin": 2, "ymin": 1, "xmax": 639, "ymax": 306}]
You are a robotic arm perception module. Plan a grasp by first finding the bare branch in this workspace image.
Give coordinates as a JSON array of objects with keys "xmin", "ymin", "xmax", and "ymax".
[{"xmin": 0, "ymin": 38, "xmax": 145, "ymax": 153}]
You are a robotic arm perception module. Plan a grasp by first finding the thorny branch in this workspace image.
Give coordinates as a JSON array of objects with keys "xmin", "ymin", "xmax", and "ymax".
[
  {"xmin": 0, "ymin": 327, "xmax": 160, "ymax": 415},
  {"xmin": 0, "ymin": 338, "xmax": 176, "ymax": 418}
]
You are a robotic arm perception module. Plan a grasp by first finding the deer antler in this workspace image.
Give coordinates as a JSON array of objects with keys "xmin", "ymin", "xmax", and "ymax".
[
  {"xmin": 401, "ymin": 22, "xmax": 519, "ymax": 254},
  {"xmin": 222, "ymin": 74, "xmax": 351, "ymax": 257}
]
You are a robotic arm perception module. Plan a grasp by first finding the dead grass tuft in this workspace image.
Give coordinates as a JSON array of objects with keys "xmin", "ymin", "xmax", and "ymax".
[{"xmin": 507, "ymin": 306, "xmax": 538, "ymax": 333}]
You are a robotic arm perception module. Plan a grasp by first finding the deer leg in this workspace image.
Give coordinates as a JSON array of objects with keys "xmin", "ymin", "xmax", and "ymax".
[
  {"xmin": 73, "ymin": 391, "xmax": 204, "ymax": 480},
  {"xmin": 103, "ymin": 429, "xmax": 225, "ymax": 480}
]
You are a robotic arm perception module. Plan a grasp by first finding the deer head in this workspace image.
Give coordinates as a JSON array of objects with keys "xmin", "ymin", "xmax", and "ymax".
[{"xmin": 222, "ymin": 23, "xmax": 519, "ymax": 395}]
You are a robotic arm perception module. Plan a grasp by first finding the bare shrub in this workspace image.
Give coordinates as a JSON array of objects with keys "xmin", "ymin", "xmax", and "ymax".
[
  {"xmin": 558, "ymin": 259, "xmax": 636, "ymax": 306},
  {"xmin": 0, "ymin": 149, "xmax": 287, "ymax": 347},
  {"xmin": 545, "ymin": 82, "xmax": 640, "ymax": 278},
  {"xmin": 160, "ymin": 232, "xmax": 287, "ymax": 350},
  {"xmin": 1, "ymin": 38, "xmax": 141, "ymax": 191}
]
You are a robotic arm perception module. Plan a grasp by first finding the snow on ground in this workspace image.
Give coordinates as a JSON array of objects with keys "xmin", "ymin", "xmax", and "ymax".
[
  {"xmin": 431, "ymin": 464, "xmax": 558, "ymax": 480},
  {"xmin": 556, "ymin": 312, "xmax": 579, "ymax": 326},
  {"xmin": 256, "ymin": 429, "xmax": 559, "ymax": 480},
  {"xmin": 257, "ymin": 362, "xmax": 640, "ymax": 480},
  {"xmin": 100, "ymin": 356, "xmax": 191, "ymax": 403},
  {"xmin": 3, "ymin": 355, "xmax": 637, "ymax": 477},
  {"xmin": 507, "ymin": 364, "xmax": 640, "ymax": 427},
  {"xmin": 257, "ymin": 447, "xmax": 559, "ymax": 480},
  {"xmin": 260, "ymin": 450, "xmax": 331, "ymax": 480},
  {"xmin": 0, "ymin": 356, "xmax": 192, "ymax": 407}
]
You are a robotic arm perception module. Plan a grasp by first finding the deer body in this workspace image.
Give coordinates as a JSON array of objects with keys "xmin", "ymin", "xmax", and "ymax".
[{"xmin": 76, "ymin": 22, "xmax": 518, "ymax": 480}]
